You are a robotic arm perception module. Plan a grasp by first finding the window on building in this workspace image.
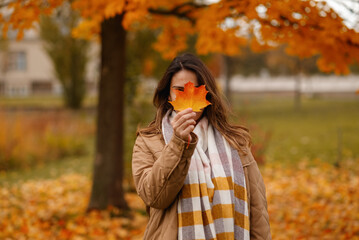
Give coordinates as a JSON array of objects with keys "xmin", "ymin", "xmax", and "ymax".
[
  {"xmin": 8, "ymin": 51, "xmax": 27, "ymax": 72},
  {"xmin": 31, "ymin": 81, "xmax": 53, "ymax": 94}
]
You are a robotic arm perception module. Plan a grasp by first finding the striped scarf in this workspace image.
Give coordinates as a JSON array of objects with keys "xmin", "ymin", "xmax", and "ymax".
[{"xmin": 162, "ymin": 110, "xmax": 250, "ymax": 240}]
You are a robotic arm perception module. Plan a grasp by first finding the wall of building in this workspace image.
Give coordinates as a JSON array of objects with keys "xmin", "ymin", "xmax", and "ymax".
[{"xmin": 0, "ymin": 30, "xmax": 99, "ymax": 97}]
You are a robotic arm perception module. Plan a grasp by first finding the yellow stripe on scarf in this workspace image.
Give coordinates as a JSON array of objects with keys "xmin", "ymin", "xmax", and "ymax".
[
  {"xmin": 178, "ymin": 204, "xmax": 249, "ymax": 230},
  {"xmin": 180, "ymin": 176, "xmax": 247, "ymax": 202}
]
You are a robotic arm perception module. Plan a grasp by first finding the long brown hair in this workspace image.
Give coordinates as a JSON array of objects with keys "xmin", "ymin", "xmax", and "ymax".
[{"xmin": 138, "ymin": 53, "xmax": 251, "ymax": 154}]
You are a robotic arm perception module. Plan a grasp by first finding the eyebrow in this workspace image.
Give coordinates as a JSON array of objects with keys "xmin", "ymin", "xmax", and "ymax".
[
  {"xmin": 172, "ymin": 85, "xmax": 200, "ymax": 90},
  {"xmin": 172, "ymin": 86, "xmax": 184, "ymax": 91}
]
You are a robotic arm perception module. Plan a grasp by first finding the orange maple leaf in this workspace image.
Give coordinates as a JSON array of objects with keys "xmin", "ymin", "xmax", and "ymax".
[{"xmin": 169, "ymin": 82, "xmax": 211, "ymax": 112}]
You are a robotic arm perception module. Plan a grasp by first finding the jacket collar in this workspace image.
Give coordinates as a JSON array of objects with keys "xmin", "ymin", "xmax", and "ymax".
[{"xmin": 238, "ymin": 150, "xmax": 256, "ymax": 167}]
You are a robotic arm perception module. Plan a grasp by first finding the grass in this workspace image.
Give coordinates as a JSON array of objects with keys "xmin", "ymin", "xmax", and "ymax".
[
  {"xmin": 0, "ymin": 153, "xmax": 93, "ymax": 186},
  {"xmin": 232, "ymin": 93, "xmax": 359, "ymax": 165},
  {"xmin": 0, "ymin": 95, "xmax": 97, "ymax": 108},
  {"xmin": 0, "ymin": 136, "xmax": 94, "ymax": 186}
]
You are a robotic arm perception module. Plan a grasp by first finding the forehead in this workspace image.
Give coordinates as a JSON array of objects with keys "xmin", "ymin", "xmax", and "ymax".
[{"xmin": 171, "ymin": 69, "xmax": 198, "ymax": 87}]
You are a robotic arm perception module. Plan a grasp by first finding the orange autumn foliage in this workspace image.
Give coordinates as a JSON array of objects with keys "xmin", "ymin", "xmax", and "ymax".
[
  {"xmin": 1, "ymin": 0, "xmax": 359, "ymax": 74},
  {"xmin": 169, "ymin": 82, "xmax": 211, "ymax": 112},
  {"xmin": 1, "ymin": 160, "xmax": 358, "ymax": 239}
]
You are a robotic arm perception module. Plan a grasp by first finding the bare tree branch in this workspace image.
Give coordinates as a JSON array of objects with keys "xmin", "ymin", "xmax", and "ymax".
[
  {"xmin": 148, "ymin": 2, "xmax": 207, "ymax": 24},
  {"xmin": 0, "ymin": 0, "xmax": 15, "ymax": 8}
]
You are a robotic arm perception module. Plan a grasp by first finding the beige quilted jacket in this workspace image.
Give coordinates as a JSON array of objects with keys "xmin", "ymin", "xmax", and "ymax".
[{"xmin": 132, "ymin": 131, "xmax": 271, "ymax": 240}]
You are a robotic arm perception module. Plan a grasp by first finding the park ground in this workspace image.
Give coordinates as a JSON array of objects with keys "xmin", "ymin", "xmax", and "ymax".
[{"xmin": 0, "ymin": 93, "xmax": 358, "ymax": 239}]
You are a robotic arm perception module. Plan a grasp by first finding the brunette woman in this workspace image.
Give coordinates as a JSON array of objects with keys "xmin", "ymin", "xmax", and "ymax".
[{"xmin": 132, "ymin": 53, "xmax": 271, "ymax": 240}]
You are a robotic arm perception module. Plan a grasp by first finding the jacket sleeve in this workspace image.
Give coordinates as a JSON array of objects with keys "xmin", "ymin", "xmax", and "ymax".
[
  {"xmin": 132, "ymin": 132, "xmax": 197, "ymax": 209},
  {"xmin": 247, "ymin": 152, "xmax": 272, "ymax": 240}
]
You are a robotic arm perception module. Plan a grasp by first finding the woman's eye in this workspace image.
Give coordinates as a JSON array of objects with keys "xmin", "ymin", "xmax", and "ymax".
[{"xmin": 174, "ymin": 88, "xmax": 184, "ymax": 92}]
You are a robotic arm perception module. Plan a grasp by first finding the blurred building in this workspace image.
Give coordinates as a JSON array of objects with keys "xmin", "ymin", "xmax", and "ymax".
[
  {"xmin": 225, "ymin": 74, "xmax": 359, "ymax": 95},
  {"xmin": 0, "ymin": 30, "xmax": 99, "ymax": 97}
]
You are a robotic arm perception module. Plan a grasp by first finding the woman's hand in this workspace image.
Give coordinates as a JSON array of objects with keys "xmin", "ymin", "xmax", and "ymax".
[{"xmin": 171, "ymin": 108, "xmax": 196, "ymax": 142}]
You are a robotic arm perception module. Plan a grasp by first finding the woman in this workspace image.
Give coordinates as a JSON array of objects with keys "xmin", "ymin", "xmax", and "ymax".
[{"xmin": 132, "ymin": 53, "xmax": 271, "ymax": 240}]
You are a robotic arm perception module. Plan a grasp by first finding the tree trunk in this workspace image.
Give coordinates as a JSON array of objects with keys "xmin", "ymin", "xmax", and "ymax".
[{"xmin": 88, "ymin": 14, "xmax": 129, "ymax": 211}]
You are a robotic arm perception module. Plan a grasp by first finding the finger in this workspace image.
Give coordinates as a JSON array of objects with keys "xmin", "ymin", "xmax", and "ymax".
[
  {"xmin": 172, "ymin": 108, "xmax": 193, "ymax": 122},
  {"xmin": 172, "ymin": 112, "xmax": 196, "ymax": 128},
  {"xmin": 172, "ymin": 116, "xmax": 196, "ymax": 129},
  {"xmin": 181, "ymin": 125, "xmax": 195, "ymax": 139},
  {"xmin": 175, "ymin": 119, "xmax": 196, "ymax": 137},
  {"xmin": 176, "ymin": 124, "xmax": 194, "ymax": 141}
]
